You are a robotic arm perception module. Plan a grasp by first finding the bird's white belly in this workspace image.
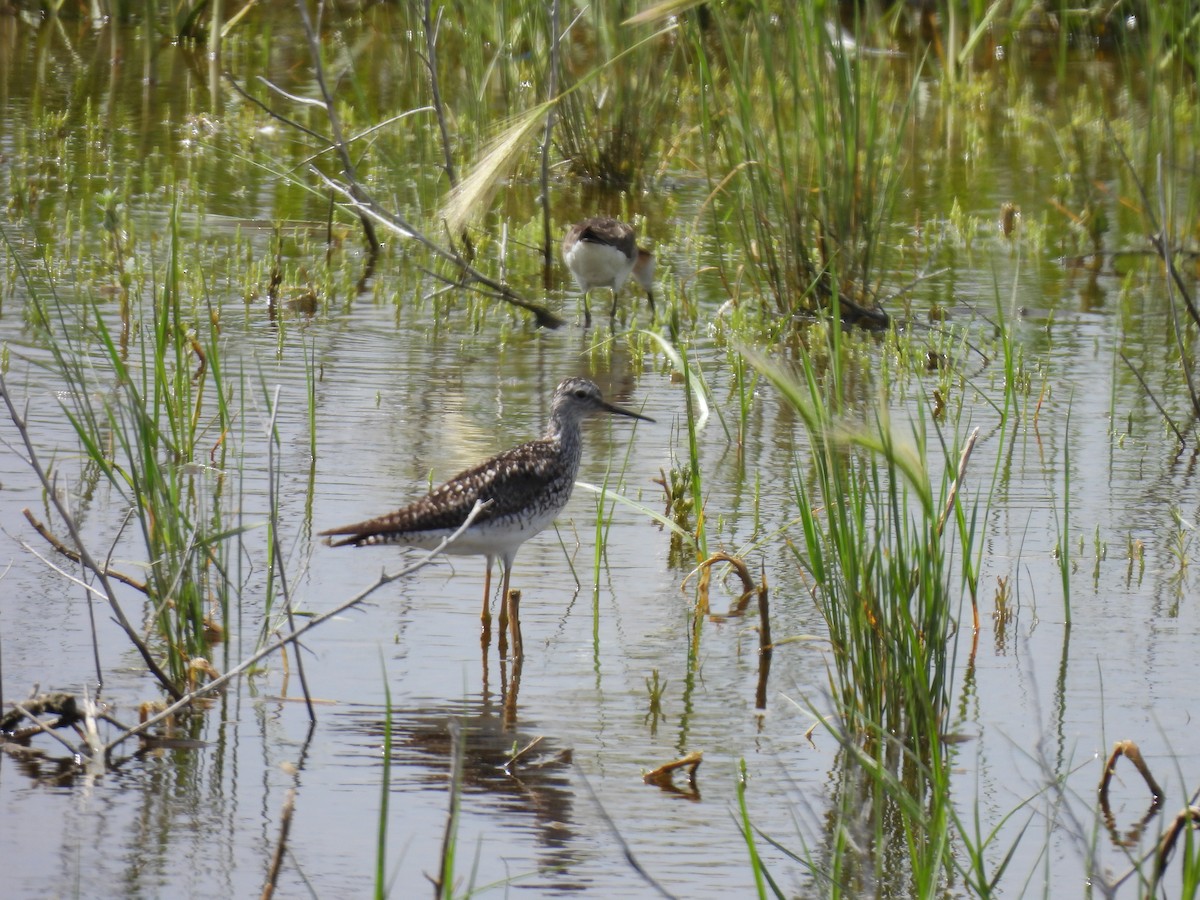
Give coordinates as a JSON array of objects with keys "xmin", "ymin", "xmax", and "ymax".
[
  {"xmin": 565, "ymin": 242, "xmax": 633, "ymax": 291},
  {"xmin": 395, "ymin": 506, "xmax": 562, "ymax": 559}
]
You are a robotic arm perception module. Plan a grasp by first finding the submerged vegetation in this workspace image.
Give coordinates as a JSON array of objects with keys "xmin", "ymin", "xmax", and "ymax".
[{"xmin": 2, "ymin": 0, "xmax": 1200, "ymax": 896}]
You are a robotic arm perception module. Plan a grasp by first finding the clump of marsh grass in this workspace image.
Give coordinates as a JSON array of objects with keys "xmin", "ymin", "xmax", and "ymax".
[
  {"xmin": 746, "ymin": 320, "xmax": 988, "ymax": 893},
  {"xmin": 223, "ymin": 8, "xmax": 567, "ymax": 329},
  {"xmin": 17, "ymin": 213, "xmax": 234, "ymax": 692},
  {"xmin": 2, "ymin": 272, "xmax": 492, "ymax": 760},
  {"xmin": 1107, "ymin": 101, "xmax": 1200, "ymax": 450},
  {"xmin": 757, "ymin": 345, "xmax": 974, "ymax": 745}
]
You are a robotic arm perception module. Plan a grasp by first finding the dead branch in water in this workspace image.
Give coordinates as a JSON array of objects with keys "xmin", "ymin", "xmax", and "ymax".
[
  {"xmin": 97, "ymin": 500, "xmax": 491, "ymax": 760},
  {"xmin": 0, "ymin": 392, "xmax": 489, "ymax": 764}
]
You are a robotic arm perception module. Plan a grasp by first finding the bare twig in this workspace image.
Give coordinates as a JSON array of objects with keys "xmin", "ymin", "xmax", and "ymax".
[
  {"xmin": 226, "ymin": 72, "xmax": 333, "ymax": 148},
  {"xmin": 422, "ymin": 0, "xmax": 457, "ymax": 188},
  {"xmin": 80, "ymin": 543, "xmax": 105, "ymax": 696},
  {"xmin": 1154, "ymin": 154, "xmax": 1200, "ymax": 416},
  {"xmin": 936, "ymin": 426, "xmax": 979, "ymax": 537},
  {"xmin": 257, "ymin": 78, "xmax": 328, "ymax": 109},
  {"xmin": 419, "ymin": 0, "xmax": 474, "ymax": 260},
  {"xmin": 1120, "ymin": 352, "xmax": 1187, "ymax": 447},
  {"xmin": 1106, "ymin": 122, "xmax": 1200, "ymax": 330},
  {"xmin": 1105, "ymin": 121, "xmax": 1200, "ymax": 418},
  {"xmin": 142, "ymin": 525, "xmax": 200, "ymax": 644},
  {"xmin": 224, "ymin": 12, "xmax": 574, "ymax": 327},
  {"xmin": 231, "ymin": 73, "xmax": 434, "ymax": 175},
  {"xmin": 312, "ymin": 172, "xmax": 564, "ymax": 327},
  {"xmin": 505, "ymin": 735, "xmax": 545, "ymax": 770},
  {"xmin": 541, "ymin": 0, "xmax": 561, "ymax": 289},
  {"xmin": 14, "ymin": 536, "xmax": 115, "ymax": 601},
  {"xmin": 23, "ymin": 503, "xmax": 138, "ymax": 695},
  {"xmin": 21, "ymin": 508, "xmax": 147, "ymax": 592},
  {"xmin": 226, "ymin": 68, "xmax": 566, "ymax": 328},
  {"xmin": 879, "ymin": 266, "xmax": 951, "ymax": 306},
  {"xmin": 261, "ymin": 788, "xmax": 296, "ymax": 899}
]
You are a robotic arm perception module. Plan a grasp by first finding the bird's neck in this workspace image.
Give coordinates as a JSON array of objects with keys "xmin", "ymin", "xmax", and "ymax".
[{"xmin": 544, "ymin": 418, "xmax": 584, "ymax": 462}]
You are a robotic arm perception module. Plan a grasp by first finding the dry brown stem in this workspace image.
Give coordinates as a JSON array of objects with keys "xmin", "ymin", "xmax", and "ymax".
[
  {"xmin": 1099, "ymin": 739, "xmax": 1163, "ymax": 802},
  {"xmin": 260, "ymin": 788, "xmax": 296, "ymax": 900},
  {"xmin": 643, "ymin": 750, "xmax": 702, "ymax": 788},
  {"xmin": 686, "ymin": 551, "xmax": 759, "ymax": 619},
  {"xmin": 1152, "ymin": 805, "xmax": 1200, "ymax": 888},
  {"xmin": 755, "ymin": 563, "xmax": 772, "ymax": 711},
  {"xmin": 937, "ymin": 426, "xmax": 980, "ymax": 631}
]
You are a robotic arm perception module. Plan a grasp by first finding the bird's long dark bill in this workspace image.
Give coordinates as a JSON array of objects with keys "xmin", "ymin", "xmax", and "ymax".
[{"xmin": 602, "ymin": 401, "xmax": 654, "ymax": 423}]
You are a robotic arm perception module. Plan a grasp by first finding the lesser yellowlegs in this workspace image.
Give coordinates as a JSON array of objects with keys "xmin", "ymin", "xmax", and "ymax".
[
  {"xmin": 320, "ymin": 377, "xmax": 653, "ymax": 646},
  {"xmin": 562, "ymin": 217, "xmax": 655, "ymax": 326}
]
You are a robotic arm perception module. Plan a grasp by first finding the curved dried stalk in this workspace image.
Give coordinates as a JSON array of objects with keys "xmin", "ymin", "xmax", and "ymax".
[
  {"xmin": 643, "ymin": 750, "xmax": 703, "ymax": 788},
  {"xmin": 1099, "ymin": 739, "xmax": 1164, "ymax": 803}
]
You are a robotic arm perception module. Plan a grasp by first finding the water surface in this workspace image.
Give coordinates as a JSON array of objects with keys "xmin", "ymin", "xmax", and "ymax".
[{"xmin": 1, "ymin": 11, "xmax": 1197, "ymax": 898}]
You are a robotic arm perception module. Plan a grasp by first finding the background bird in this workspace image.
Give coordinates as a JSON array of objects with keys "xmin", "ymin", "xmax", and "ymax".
[{"xmin": 562, "ymin": 217, "xmax": 655, "ymax": 326}]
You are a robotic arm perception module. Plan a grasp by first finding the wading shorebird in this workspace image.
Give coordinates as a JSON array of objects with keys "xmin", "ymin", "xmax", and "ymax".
[
  {"xmin": 562, "ymin": 217, "xmax": 655, "ymax": 326},
  {"xmin": 320, "ymin": 377, "xmax": 653, "ymax": 651}
]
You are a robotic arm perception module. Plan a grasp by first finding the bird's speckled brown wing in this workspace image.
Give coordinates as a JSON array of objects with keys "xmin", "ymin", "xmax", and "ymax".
[
  {"xmin": 320, "ymin": 439, "xmax": 571, "ymax": 547},
  {"xmin": 573, "ymin": 217, "xmax": 635, "ymax": 257}
]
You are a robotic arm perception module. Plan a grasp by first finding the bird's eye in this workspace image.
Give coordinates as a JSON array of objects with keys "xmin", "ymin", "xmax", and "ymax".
[{"xmin": 574, "ymin": 389, "xmax": 588, "ymax": 398}]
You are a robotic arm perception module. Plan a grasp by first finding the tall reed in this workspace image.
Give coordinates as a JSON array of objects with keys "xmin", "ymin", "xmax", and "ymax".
[{"xmin": 376, "ymin": 672, "xmax": 394, "ymax": 898}]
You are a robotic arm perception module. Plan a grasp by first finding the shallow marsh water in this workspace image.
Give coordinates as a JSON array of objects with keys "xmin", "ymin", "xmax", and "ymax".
[{"xmin": 2, "ymin": 10, "xmax": 1199, "ymax": 899}]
